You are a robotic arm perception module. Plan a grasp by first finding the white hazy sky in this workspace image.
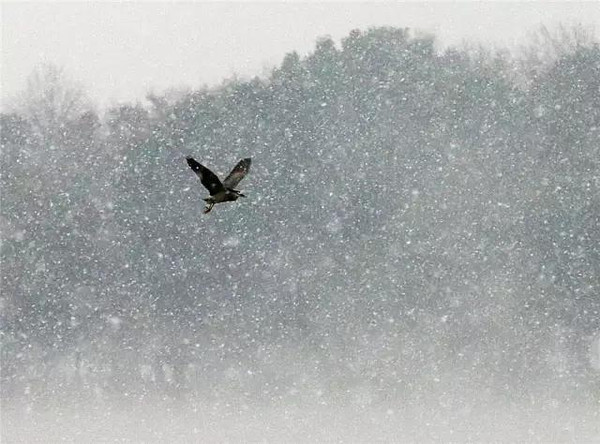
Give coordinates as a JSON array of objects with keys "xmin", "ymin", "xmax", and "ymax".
[{"xmin": 2, "ymin": 1, "xmax": 599, "ymax": 109}]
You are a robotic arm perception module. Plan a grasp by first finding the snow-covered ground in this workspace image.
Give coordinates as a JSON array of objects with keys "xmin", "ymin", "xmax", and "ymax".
[{"xmin": 3, "ymin": 396, "xmax": 599, "ymax": 442}]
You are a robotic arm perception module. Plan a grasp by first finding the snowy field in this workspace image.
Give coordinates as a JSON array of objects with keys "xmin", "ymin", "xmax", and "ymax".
[{"xmin": 3, "ymin": 396, "xmax": 599, "ymax": 442}]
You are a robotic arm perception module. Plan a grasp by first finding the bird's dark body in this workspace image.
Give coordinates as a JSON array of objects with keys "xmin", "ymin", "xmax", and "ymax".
[
  {"xmin": 203, "ymin": 189, "xmax": 243, "ymax": 204},
  {"xmin": 186, "ymin": 156, "xmax": 251, "ymax": 213}
]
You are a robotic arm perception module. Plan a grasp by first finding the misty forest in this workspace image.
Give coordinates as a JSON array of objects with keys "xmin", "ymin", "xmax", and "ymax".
[{"xmin": 2, "ymin": 26, "xmax": 600, "ymax": 441}]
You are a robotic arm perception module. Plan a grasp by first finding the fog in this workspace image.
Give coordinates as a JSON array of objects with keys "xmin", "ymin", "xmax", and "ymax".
[
  {"xmin": 3, "ymin": 2, "xmax": 600, "ymax": 107},
  {"xmin": 2, "ymin": 23, "xmax": 600, "ymax": 442}
]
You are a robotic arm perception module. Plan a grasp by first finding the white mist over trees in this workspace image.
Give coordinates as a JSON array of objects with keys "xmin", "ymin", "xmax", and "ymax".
[{"xmin": 1, "ymin": 26, "xmax": 599, "ymax": 441}]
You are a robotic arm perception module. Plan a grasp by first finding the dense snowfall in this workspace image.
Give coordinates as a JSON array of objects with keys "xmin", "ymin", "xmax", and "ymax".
[{"xmin": 1, "ymin": 26, "xmax": 600, "ymax": 441}]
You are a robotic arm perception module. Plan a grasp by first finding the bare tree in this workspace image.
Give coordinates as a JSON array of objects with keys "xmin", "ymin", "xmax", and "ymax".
[
  {"xmin": 17, "ymin": 63, "xmax": 93, "ymax": 143},
  {"xmin": 518, "ymin": 23, "xmax": 598, "ymax": 83}
]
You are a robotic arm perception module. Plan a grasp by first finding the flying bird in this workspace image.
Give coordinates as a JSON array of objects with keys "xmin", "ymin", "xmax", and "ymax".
[{"xmin": 186, "ymin": 156, "xmax": 251, "ymax": 214}]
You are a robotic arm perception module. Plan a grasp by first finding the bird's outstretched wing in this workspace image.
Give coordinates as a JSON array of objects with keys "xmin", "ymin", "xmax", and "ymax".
[
  {"xmin": 186, "ymin": 157, "xmax": 225, "ymax": 195},
  {"xmin": 223, "ymin": 158, "xmax": 251, "ymax": 189}
]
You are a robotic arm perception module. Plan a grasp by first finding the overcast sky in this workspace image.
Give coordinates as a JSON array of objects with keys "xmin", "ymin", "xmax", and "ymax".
[{"xmin": 2, "ymin": 2, "xmax": 599, "ymax": 109}]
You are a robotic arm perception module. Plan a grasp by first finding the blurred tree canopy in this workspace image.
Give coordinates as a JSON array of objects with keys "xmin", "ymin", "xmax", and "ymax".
[{"xmin": 1, "ymin": 26, "xmax": 599, "ymax": 403}]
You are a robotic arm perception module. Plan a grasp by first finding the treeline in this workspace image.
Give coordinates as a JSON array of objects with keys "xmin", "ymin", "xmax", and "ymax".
[{"xmin": 1, "ymin": 26, "xmax": 599, "ymax": 404}]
